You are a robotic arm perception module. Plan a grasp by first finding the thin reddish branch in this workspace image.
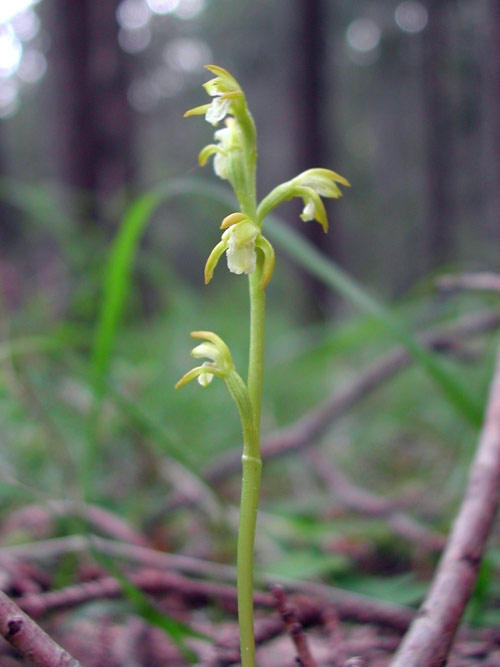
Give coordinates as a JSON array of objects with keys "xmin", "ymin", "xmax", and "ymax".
[
  {"xmin": 0, "ymin": 535, "xmax": 415, "ymax": 633},
  {"xmin": 14, "ymin": 562, "xmax": 414, "ymax": 634},
  {"xmin": 0, "ymin": 590, "xmax": 81, "ymax": 667},
  {"xmin": 271, "ymin": 585, "xmax": 319, "ymax": 667},
  {"xmin": 391, "ymin": 343, "xmax": 500, "ymax": 666},
  {"xmin": 1, "ymin": 501, "xmax": 151, "ymax": 548},
  {"xmin": 438, "ymin": 272, "xmax": 500, "ymax": 293},
  {"xmin": 308, "ymin": 450, "xmax": 445, "ymax": 551}
]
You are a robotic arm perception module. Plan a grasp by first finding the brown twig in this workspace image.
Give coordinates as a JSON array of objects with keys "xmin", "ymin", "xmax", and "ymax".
[
  {"xmin": 390, "ymin": 342, "xmax": 500, "ymax": 666},
  {"xmin": 271, "ymin": 584, "xmax": 319, "ymax": 667},
  {"xmin": 308, "ymin": 450, "xmax": 445, "ymax": 552},
  {"xmin": 1, "ymin": 500, "xmax": 152, "ymax": 548},
  {"xmin": 0, "ymin": 589, "xmax": 81, "ymax": 667},
  {"xmin": 0, "ymin": 534, "xmax": 415, "ymax": 633},
  {"xmin": 437, "ymin": 272, "xmax": 500, "ymax": 293},
  {"xmin": 17, "ymin": 569, "xmax": 271, "ymax": 619}
]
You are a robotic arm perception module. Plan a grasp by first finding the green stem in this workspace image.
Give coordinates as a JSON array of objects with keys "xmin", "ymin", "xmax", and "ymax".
[
  {"xmin": 224, "ymin": 369, "xmax": 261, "ymax": 667},
  {"xmin": 233, "ymin": 265, "xmax": 266, "ymax": 666},
  {"xmin": 247, "ymin": 268, "xmax": 266, "ymax": 428},
  {"xmin": 237, "ymin": 450, "xmax": 262, "ymax": 667}
]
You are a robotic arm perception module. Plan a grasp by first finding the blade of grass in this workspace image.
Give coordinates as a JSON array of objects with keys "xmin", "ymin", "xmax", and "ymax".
[
  {"xmin": 90, "ymin": 190, "xmax": 163, "ymax": 399},
  {"xmin": 90, "ymin": 179, "xmax": 234, "ymax": 403},
  {"xmin": 84, "ymin": 190, "xmax": 166, "ymax": 495},
  {"xmin": 84, "ymin": 180, "xmax": 234, "ymax": 495},
  {"xmin": 264, "ymin": 216, "xmax": 483, "ymax": 428}
]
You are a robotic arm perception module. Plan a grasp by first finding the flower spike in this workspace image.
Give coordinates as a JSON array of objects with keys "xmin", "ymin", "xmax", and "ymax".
[{"xmin": 180, "ymin": 65, "xmax": 351, "ymax": 667}]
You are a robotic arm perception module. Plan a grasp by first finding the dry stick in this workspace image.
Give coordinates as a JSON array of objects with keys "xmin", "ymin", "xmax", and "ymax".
[
  {"xmin": 271, "ymin": 585, "xmax": 319, "ymax": 667},
  {"xmin": 438, "ymin": 271, "xmax": 500, "ymax": 293},
  {"xmin": 18, "ymin": 570, "xmax": 272, "ymax": 619},
  {"xmin": 0, "ymin": 590, "xmax": 81, "ymax": 667},
  {"xmin": 2, "ymin": 500, "xmax": 152, "ymax": 548},
  {"xmin": 1, "ymin": 535, "xmax": 415, "ymax": 633},
  {"xmin": 390, "ymin": 342, "xmax": 500, "ymax": 667},
  {"xmin": 308, "ymin": 450, "xmax": 445, "ymax": 552},
  {"xmin": 205, "ymin": 308, "xmax": 500, "ymax": 483}
]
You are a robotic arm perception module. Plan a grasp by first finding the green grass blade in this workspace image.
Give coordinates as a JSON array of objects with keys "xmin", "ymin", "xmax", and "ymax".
[
  {"xmin": 264, "ymin": 216, "xmax": 483, "ymax": 427},
  {"xmin": 90, "ymin": 178, "xmax": 235, "ymax": 401},
  {"xmin": 90, "ymin": 190, "xmax": 164, "ymax": 398}
]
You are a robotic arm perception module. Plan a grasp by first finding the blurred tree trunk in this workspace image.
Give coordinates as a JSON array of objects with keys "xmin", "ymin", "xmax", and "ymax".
[
  {"xmin": 46, "ymin": 0, "xmax": 134, "ymax": 225},
  {"xmin": 422, "ymin": 0, "xmax": 454, "ymax": 270},
  {"xmin": 0, "ymin": 128, "xmax": 17, "ymax": 246},
  {"xmin": 292, "ymin": 0, "xmax": 340, "ymax": 318},
  {"xmin": 482, "ymin": 0, "xmax": 500, "ymax": 240}
]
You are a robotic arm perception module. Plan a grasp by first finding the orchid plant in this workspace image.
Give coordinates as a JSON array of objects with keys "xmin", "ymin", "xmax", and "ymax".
[{"xmin": 176, "ymin": 65, "xmax": 349, "ymax": 666}]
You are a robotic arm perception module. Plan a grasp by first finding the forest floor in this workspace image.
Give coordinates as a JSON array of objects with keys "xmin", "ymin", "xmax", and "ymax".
[
  {"xmin": 3, "ymin": 292, "xmax": 500, "ymax": 665},
  {"xmin": 2, "ymin": 523, "xmax": 500, "ymax": 666}
]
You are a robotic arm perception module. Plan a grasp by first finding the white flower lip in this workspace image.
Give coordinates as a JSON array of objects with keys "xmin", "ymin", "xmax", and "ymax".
[
  {"xmin": 224, "ymin": 221, "xmax": 259, "ymax": 276},
  {"xmin": 301, "ymin": 200, "xmax": 316, "ymax": 221},
  {"xmin": 197, "ymin": 362, "xmax": 214, "ymax": 387},
  {"xmin": 205, "ymin": 96, "xmax": 231, "ymax": 126}
]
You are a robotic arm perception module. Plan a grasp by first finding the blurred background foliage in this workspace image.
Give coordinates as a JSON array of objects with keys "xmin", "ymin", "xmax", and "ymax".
[{"xmin": 0, "ymin": 0, "xmax": 499, "ymax": 606}]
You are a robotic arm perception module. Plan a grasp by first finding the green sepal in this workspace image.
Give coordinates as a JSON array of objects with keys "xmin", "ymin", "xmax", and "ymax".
[
  {"xmin": 255, "ymin": 235, "xmax": 275, "ymax": 289},
  {"xmin": 204, "ymin": 238, "xmax": 228, "ymax": 284}
]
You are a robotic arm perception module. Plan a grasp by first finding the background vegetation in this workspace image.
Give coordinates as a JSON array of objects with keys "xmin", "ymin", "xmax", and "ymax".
[{"xmin": 1, "ymin": 1, "xmax": 500, "ymax": 663}]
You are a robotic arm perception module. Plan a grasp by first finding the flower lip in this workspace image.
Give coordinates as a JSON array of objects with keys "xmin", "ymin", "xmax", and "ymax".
[
  {"xmin": 225, "ymin": 222, "xmax": 258, "ymax": 276},
  {"xmin": 205, "ymin": 97, "xmax": 232, "ymax": 126},
  {"xmin": 197, "ymin": 362, "xmax": 214, "ymax": 387}
]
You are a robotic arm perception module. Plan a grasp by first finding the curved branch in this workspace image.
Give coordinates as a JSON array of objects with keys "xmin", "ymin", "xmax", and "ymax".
[
  {"xmin": 391, "ymin": 342, "xmax": 500, "ymax": 666},
  {"xmin": 0, "ymin": 590, "xmax": 81, "ymax": 667}
]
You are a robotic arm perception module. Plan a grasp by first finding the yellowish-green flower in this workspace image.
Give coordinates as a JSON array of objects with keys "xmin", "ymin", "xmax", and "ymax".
[
  {"xmin": 257, "ymin": 168, "xmax": 350, "ymax": 232},
  {"xmin": 184, "ymin": 65, "xmax": 244, "ymax": 127},
  {"xmin": 204, "ymin": 212, "xmax": 275, "ymax": 289},
  {"xmin": 197, "ymin": 117, "xmax": 240, "ymax": 181},
  {"xmin": 175, "ymin": 331, "xmax": 235, "ymax": 389},
  {"xmin": 294, "ymin": 168, "xmax": 350, "ymax": 228}
]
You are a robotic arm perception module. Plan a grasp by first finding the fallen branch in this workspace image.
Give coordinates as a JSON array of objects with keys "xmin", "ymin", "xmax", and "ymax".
[
  {"xmin": 1, "ymin": 535, "xmax": 415, "ymax": 633},
  {"xmin": 308, "ymin": 450, "xmax": 445, "ymax": 552},
  {"xmin": 0, "ymin": 589, "xmax": 81, "ymax": 667},
  {"xmin": 1, "ymin": 500, "xmax": 151, "ymax": 548},
  {"xmin": 205, "ymin": 308, "xmax": 500, "ymax": 482},
  {"xmin": 438, "ymin": 272, "xmax": 500, "ymax": 293},
  {"xmin": 271, "ymin": 585, "xmax": 319, "ymax": 667},
  {"xmin": 390, "ymin": 342, "xmax": 500, "ymax": 666}
]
